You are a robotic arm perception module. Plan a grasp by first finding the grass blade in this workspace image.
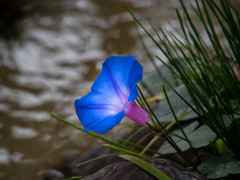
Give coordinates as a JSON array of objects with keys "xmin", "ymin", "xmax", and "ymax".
[
  {"xmin": 119, "ymin": 154, "xmax": 171, "ymax": 180},
  {"xmin": 76, "ymin": 153, "xmax": 119, "ymax": 167}
]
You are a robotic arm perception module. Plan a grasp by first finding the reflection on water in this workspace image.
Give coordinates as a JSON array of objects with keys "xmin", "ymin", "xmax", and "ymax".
[{"xmin": 0, "ymin": 0, "xmax": 230, "ymax": 179}]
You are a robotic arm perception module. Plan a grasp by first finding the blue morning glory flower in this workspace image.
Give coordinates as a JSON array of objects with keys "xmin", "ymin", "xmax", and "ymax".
[{"xmin": 74, "ymin": 55, "xmax": 150, "ymax": 134}]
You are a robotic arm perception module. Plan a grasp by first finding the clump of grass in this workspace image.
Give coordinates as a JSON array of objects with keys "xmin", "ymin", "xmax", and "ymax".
[{"xmin": 126, "ymin": 0, "xmax": 240, "ymax": 158}]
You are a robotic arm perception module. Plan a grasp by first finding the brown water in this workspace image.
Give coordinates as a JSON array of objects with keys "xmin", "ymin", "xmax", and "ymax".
[{"xmin": 0, "ymin": 0, "xmax": 235, "ymax": 179}]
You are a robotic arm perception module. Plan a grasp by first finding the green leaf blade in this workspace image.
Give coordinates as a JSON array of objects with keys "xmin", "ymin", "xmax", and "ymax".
[
  {"xmin": 198, "ymin": 154, "xmax": 240, "ymax": 179},
  {"xmin": 119, "ymin": 155, "xmax": 171, "ymax": 180}
]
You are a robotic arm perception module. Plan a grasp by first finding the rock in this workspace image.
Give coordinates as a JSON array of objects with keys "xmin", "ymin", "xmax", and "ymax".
[
  {"xmin": 56, "ymin": 128, "xmax": 208, "ymax": 179},
  {"xmin": 37, "ymin": 169, "xmax": 64, "ymax": 180},
  {"xmin": 83, "ymin": 157, "xmax": 207, "ymax": 180},
  {"xmin": 58, "ymin": 145, "xmax": 120, "ymax": 177}
]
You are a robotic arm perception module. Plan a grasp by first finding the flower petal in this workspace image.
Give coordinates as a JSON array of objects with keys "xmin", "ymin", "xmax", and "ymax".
[
  {"xmin": 75, "ymin": 91, "xmax": 123, "ymax": 132},
  {"xmin": 91, "ymin": 55, "xmax": 143, "ymax": 104},
  {"xmin": 127, "ymin": 59, "xmax": 143, "ymax": 102},
  {"xmin": 90, "ymin": 110, "xmax": 125, "ymax": 134}
]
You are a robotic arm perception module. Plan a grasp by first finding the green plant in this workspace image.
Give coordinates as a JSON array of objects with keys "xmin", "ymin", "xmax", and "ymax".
[{"xmin": 126, "ymin": 0, "xmax": 240, "ymax": 158}]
